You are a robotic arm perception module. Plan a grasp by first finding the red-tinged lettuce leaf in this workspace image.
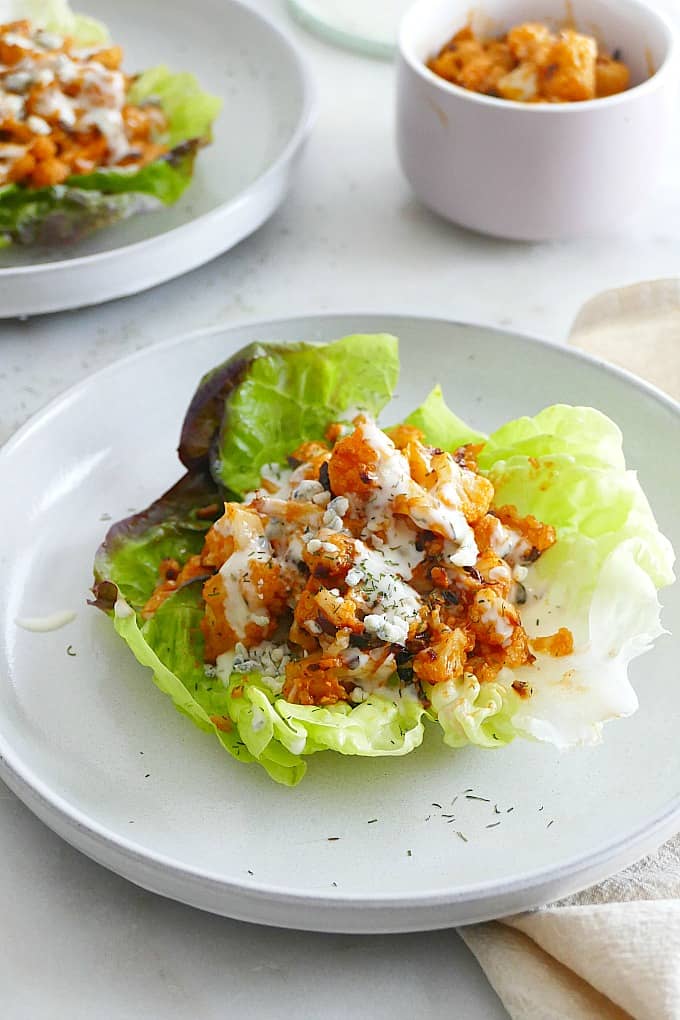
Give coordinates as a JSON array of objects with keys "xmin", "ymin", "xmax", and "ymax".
[
  {"xmin": 178, "ymin": 342, "xmax": 265, "ymax": 472},
  {"xmin": 91, "ymin": 468, "xmax": 307, "ymax": 785},
  {"xmin": 179, "ymin": 334, "xmax": 400, "ymax": 498},
  {"xmin": 92, "ymin": 469, "xmax": 222, "ymax": 613},
  {"xmin": 0, "ymin": 141, "xmax": 200, "ymax": 247}
]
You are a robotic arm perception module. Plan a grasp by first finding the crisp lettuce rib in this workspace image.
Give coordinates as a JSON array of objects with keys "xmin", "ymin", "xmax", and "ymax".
[
  {"xmin": 113, "ymin": 590, "xmax": 425, "ymax": 786},
  {"xmin": 114, "ymin": 588, "xmax": 306, "ymax": 787},
  {"xmin": 226, "ymin": 675, "xmax": 425, "ymax": 761},
  {"xmin": 92, "ymin": 469, "xmax": 221, "ymax": 612}
]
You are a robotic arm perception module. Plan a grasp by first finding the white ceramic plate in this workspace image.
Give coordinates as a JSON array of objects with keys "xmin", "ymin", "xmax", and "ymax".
[
  {"xmin": 0, "ymin": 0, "xmax": 314, "ymax": 318},
  {"xmin": 1, "ymin": 314, "xmax": 679, "ymax": 934}
]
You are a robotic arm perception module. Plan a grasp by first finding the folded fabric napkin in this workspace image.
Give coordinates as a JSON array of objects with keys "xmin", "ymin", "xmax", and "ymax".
[
  {"xmin": 569, "ymin": 279, "xmax": 680, "ymax": 402},
  {"xmin": 459, "ymin": 280, "xmax": 680, "ymax": 1020}
]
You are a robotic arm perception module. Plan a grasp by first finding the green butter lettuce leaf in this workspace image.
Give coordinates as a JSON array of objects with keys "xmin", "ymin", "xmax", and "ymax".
[
  {"xmin": 224, "ymin": 675, "xmax": 425, "ymax": 761},
  {"xmin": 213, "ymin": 334, "xmax": 400, "ymax": 497},
  {"xmin": 424, "ymin": 400, "xmax": 675, "ymax": 750},
  {"xmin": 178, "ymin": 342, "xmax": 265, "ymax": 471},
  {"xmin": 92, "ymin": 470, "xmax": 221, "ymax": 612},
  {"xmin": 479, "ymin": 404, "xmax": 674, "ymax": 588},
  {"xmin": 92, "ymin": 461, "xmax": 424, "ymax": 785},
  {"xmin": 128, "ymin": 66, "xmax": 222, "ymax": 148},
  {"xmin": 210, "ymin": 671, "xmax": 425, "ymax": 782},
  {"xmin": 509, "ymin": 538, "xmax": 666, "ymax": 746},
  {"xmin": 0, "ymin": 2, "xmax": 221, "ymax": 246},
  {"xmin": 403, "ymin": 384, "xmax": 487, "ymax": 449},
  {"xmin": 113, "ymin": 588, "xmax": 306, "ymax": 787},
  {"xmin": 478, "ymin": 404, "xmax": 627, "ymax": 472},
  {"xmin": 111, "ymin": 587, "xmax": 426, "ymax": 785},
  {"xmin": 0, "ymin": 184, "xmax": 159, "ymax": 248},
  {"xmin": 105, "ymin": 582, "xmax": 424, "ymax": 787},
  {"xmin": 7, "ymin": 0, "xmax": 108, "ymax": 44},
  {"xmin": 179, "ymin": 335, "xmax": 400, "ymax": 497},
  {"xmin": 426, "ymin": 673, "xmax": 521, "ymax": 749},
  {"xmin": 66, "ymin": 145, "xmax": 201, "ymax": 203},
  {"xmin": 0, "ymin": 143, "xmax": 200, "ymax": 246},
  {"xmin": 93, "ymin": 474, "xmax": 305, "ymax": 785}
]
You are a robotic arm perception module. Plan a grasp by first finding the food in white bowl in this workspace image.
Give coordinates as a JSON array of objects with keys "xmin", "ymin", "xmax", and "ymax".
[
  {"xmin": 397, "ymin": 0, "xmax": 678, "ymax": 239},
  {"xmin": 427, "ymin": 20, "xmax": 630, "ymax": 101}
]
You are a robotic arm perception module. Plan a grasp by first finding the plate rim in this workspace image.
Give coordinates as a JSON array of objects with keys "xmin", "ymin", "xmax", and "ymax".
[
  {"xmin": 0, "ymin": 0, "xmax": 317, "ymax": 280},
  {"xmin": 1, "ymin": 311, "xmax": 679, "ymax": 925}
]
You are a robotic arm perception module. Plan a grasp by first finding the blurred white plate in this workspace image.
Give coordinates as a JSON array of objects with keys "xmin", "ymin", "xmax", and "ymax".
[
  {"xmin": 1, "ymin": 314, "xmax": 678, "ymax": 933},
  {"xmin": 0, "ymin": 0, "xmax": 314, "ymax": 317}
]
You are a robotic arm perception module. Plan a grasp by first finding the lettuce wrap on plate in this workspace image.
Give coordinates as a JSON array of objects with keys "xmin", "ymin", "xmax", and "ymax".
[
  {"xmin": 0, "ymin": 0, "xmax": 221, "ymax": 246},
  {"xmin": 92, "ymin": 334, "xmax": 675, "ymax": 786}
]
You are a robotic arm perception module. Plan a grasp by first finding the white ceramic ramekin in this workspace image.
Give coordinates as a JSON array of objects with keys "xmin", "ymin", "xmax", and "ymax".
[{"xmin": 397, "ymin": 0, "xmax": 678, "ymax": 240}]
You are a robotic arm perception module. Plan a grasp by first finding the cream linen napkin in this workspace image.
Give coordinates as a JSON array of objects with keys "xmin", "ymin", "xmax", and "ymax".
[{"xmin": 459, "ymin": 280, "xmax": 680, "ymax": 1020}]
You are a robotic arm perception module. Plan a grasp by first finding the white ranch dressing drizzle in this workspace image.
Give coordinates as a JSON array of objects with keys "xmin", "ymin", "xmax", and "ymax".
[
  {"xmin": 374, "ymin": 516, "xmax": 425, "ymax": 580},
  {"xmin": 16, "ymin": 610, "xmax": 76, "ymax": 632},
  {"xmin": 424, "ymin": 462, "xmax": 480, "ymax": 566},
  {"xmin": 3, "ymin": 32, "xmax": 32, "ymax": 50},
  {"xmin": 346, "ymin": 540, "xmax": 422, "ymax": 646},
  {"xmin": 26, "ymin": 113, "xmax": 49, "ymax": 134},
  {"xmin": 357, "ymin": 418, "xmax": 411, "ymax": 533},
  {"xmin": 0, "ymin": 92, "xmax": 23, "ymax": 118},
  {"xmin": 479, "ymin": 599, "xmax": 515, "ymax": 645},
  {"xmin": 356, "ymin": 417, "xmax": 479, "ymax": 566},
  {"xmin": 34, "ymin": 86, "xmax": 76, "ymax": 127},
  {"xmin": 77, "ymin": 61, "xmax": 129, "ymax": 162},
  {"xmin": 79, "ymin": 106, "xmax": 128, "ymax": 162},
  {"xmin": 489, "ymin": 518, "xmax": 530, "ymax": 563},
  {"xmin": 217, "ymin": 511, "xmax": 273, "ymax": 640}
]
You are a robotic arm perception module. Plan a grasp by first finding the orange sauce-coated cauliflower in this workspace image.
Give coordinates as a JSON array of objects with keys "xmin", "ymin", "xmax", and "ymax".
[
  {"xmin": 143, "ymin": 415, "xmax": 566, "ymax": 707},
  {"xmin": 428, "ymin": 21, "xmax": 631, "ymax": 103}
]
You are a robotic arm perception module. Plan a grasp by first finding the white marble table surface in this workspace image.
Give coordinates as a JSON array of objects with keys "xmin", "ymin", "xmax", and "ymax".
[{"xmin": 2, "ymin": 1, "xmax": 679, "ymax": 1016}]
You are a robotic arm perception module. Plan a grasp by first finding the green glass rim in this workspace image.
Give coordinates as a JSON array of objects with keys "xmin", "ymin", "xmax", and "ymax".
[{"xmin": 286, "ymin": 0, "xmax": 397, "ymax": 59}]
